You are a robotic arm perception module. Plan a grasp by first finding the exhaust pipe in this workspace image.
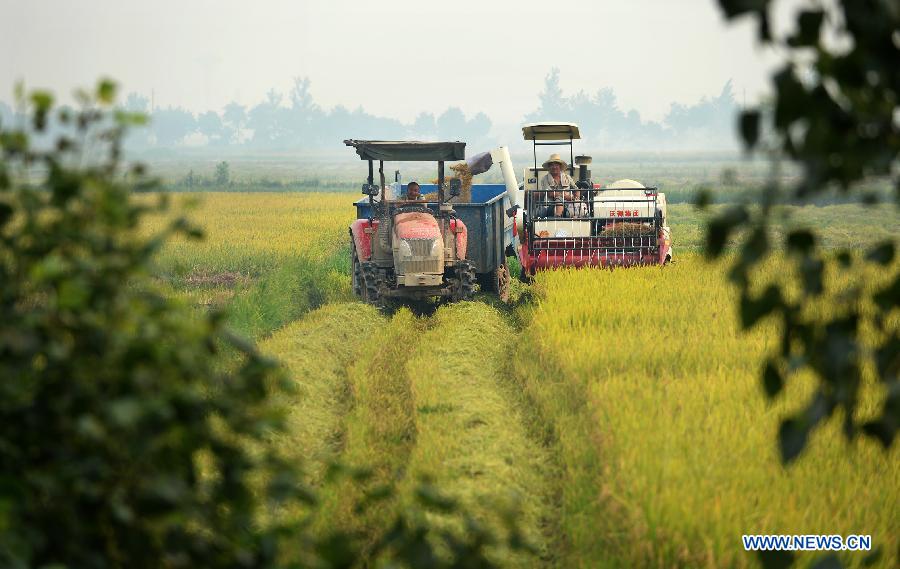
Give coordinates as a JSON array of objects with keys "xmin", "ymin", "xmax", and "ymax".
[{"xmin": 575, "ymin": 155, "xmax": 592, "ymax": 187}]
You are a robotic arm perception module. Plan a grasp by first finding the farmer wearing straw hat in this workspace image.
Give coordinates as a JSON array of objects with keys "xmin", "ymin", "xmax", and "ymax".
[{"xmin": 539, "ymin": 153, "xmax": 583, "ymax": 217}]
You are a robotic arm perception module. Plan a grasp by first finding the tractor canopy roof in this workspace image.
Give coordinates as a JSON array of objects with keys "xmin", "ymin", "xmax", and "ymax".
[
  {"xmin": 521, "ymin": 122, "xmax": 581, "ymax": 141},
  {"xmin": 344, "ymin": 140, "xmax": 466, "ymax": 162}
]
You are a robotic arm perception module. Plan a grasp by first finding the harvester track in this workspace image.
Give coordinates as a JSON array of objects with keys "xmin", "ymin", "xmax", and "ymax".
[{"xmin": 263, "ymin": 295, "xmax": 561, "ymax": 566}]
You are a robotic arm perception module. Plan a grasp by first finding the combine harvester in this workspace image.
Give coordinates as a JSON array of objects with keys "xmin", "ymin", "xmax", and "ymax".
[
  {"xmin": 508, "ymin": 122, "xmax": 673, "ymax": 281},
  {"xmin": 346, "ymin": 123, "xmax": 672, "ymax": 305}
]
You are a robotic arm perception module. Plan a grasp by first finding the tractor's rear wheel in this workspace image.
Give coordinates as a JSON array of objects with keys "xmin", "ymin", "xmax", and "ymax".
[
  {"xmin": 350, "ymin": 238, "xmax": 363, "ymax": 298},
  {"xmin": 478, "ymin": 264, "xmax": 511, "ymax": 302},
  {"xmin": 450, "ymin": 260, "xmax": 477, "ymax": 302},
  {"xmin": 496, "ymin": 264, "xmax": 511, "ymax": 302}
]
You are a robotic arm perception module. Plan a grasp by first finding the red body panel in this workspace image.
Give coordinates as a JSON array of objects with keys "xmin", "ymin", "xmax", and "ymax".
[
  {"xmin": 350, "ymin": 218, "xmax": 378, "ymax": 261},
  {"xmin": 449, "ymin": 218, "xmax": 467, "ymax": 259},
  {"xmin": 394, "ymin": 212, "xmax": 441, "ymax": 240},
  {"xmin": 351, "ymin": 216, "xmax": 468, "ymax": 261}
]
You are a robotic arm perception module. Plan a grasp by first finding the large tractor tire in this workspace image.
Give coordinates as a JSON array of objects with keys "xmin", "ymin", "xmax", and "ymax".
[
  {"xmin": 360, "ymin": 261, "xmax": 385, "ymax": 307},
  {"xmin": 478, "ymin": 264, "xmax": 511, "ymax": 302},
  {"xmin": 449, "ymin": 260, "xmax": 477, "ymax": 302},
  {"xmin": 350, "ymin": 238, "xmax": 363, "ymax": 298}
]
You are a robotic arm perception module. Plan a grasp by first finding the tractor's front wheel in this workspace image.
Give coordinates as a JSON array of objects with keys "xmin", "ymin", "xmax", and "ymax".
[
  {"xmin": 360, "ymin": 261, "xmax": 385, "ymax": 307},
  {"xmin": 449, "ymin": 260, "xmax": 477, "ymax": 302}
]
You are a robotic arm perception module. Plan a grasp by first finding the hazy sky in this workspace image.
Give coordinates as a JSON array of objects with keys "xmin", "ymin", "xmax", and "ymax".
[{"xmin": 1, "ymin": 0, "xmax": 793, "ymax": 125}]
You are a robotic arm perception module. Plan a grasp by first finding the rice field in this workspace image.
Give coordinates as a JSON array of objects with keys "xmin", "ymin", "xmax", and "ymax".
[
  {"xmin": 150, "ymin": 191, "xmax": 897, "ymax": 568},
  {"xmin": 516, "ymin": 260, "xmax": 898, "ymax": 568}
]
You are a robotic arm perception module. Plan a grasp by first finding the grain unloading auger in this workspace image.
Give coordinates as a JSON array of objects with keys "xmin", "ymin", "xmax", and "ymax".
[{"xmin": 495, "ymin": 122, "xmax": 674, "ymax": 280}]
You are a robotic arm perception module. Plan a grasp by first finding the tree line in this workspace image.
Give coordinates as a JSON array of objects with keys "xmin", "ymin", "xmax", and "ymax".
[{"xmin": 0, "ymin": 71, "xmax": 741, "ymax": 153}]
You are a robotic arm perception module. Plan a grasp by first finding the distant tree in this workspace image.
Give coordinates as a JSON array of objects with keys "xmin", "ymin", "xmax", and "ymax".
[
  {"xmin": 248, "ymin": 88, "xmax": 288, "ymax": 147},
  {"xmin": 707, "ymin": 0, "xmax": 899, "ymax": 475},
  {"xmin": 664, "ymin": 80, "xmax": 738, "ymax": 148},
  {"xmin": 436, "ymin": 107, "xmax": 467, "ymax": 140},
  {"xmin": 222, "ymin": 101, "xmax": 247, "ymax": 143},
  {"xmin": 532, "ymin": 67, "xmax": 567, "ymax": 119},
  {"xmin": 151, "ymin": 106, "xmax": 196, "ymax": 146},
  {"xmin": 283, "ymin": 76, "xmax": 323, "ymax": 147},
  {"xmin": 466, "ymin": 111, "xmax": 493, "ymax": 144},
  {"xmin": 411, "ymin": 111, "xmax": 437, "ymax": 138},
  {"xmin": 123, "ymin": 92, "xmax": 149, "ymax": 113},
  {"xmin": 197, "ymin": 110, "xmax": 225, "ymax": 146},
  {"xmin": 289, "ymin": 76, "xmax": 316, "ymax": 113},
  {"xmin": 214, "ymin": 160, "xmax": 230, "ymax": 186}
]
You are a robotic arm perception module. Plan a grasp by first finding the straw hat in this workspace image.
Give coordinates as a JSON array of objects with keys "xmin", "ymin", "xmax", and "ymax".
[{"xmin": 542, "ymin": 153, "xmax": 568, "ymax": 169}]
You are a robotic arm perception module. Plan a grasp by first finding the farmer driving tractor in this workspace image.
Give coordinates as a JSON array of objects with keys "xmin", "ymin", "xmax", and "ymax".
[
  {"xmin": 539, "ymin": 153, "xmax": 586, "ymax": 217},
  {"xmin": 405, "ymin": 181, "xmax": 422, "ymax": 200}
]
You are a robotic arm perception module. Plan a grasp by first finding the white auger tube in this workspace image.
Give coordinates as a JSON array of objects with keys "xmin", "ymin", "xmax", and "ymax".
[{"xmin": 490, "ymin": 146, "xmax": 522, "ymax": 228}]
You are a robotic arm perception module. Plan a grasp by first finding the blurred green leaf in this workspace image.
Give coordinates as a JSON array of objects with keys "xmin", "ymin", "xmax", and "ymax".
[
  {"xmin": 762, "ymin": 359, "xmax": 784, "ymax": 398},
  {"xmin": 779, "ymin": 418, "xmax": 809, "ymax": 464},
  {"xmin": 705, "ymin": 205, "xmax": 748, "ymax": 259},
  {"xmin": 693, "ymin": 187, "xmax": 713, "ymax": 210},
  {"xmin": 809, "ymin": 553, "xmax": 842, "ymax": 569},
  {"xmin": 97, "ymin": 78, "xmax": 117, "ymax": 104},
  {"xmin": 787, "ymin": 10, "xmax": 824, "ymax": 47},
  {"xmin": 739, "ymin": 109, "xmax": 760, "ymax": 150},
  {"xmin": 785, "ymin": 229, "xmax": 816, "ymax": 255},
  {"xmin": 757, "ymin": 548, "xmax": 795, "ymax": 569},
  {"xmin": 30, "ymin": 91, "xmax": 54, "ymax": 131},
  {"xmin": 740, "ymin": 285, "xmax": 783, "ymax": 328},
  {"xmin": 865, "ymin": 241, "xmax": 895, "ymax": 265}
]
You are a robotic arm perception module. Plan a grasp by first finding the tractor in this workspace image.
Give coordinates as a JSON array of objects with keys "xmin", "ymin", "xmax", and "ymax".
[
  {"xmin": 346, "ymin": 140, "xmax": 476, "ymax": 305},
  {"xmin": 508, "ymin": 122, "xmax": 673, "ymax": 279}
]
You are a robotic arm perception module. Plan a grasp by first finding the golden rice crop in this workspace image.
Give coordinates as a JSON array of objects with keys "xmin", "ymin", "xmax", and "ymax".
[
  {"xmin": 515, "ymin": 255, "xmax": 898, "ymax": 568},
  {"xmin": 139, "ymin": 192, "xmax": 356, "ymax": 274}
]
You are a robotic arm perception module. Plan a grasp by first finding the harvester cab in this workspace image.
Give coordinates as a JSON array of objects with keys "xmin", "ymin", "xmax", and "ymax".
[
  {"xmin": 345, "ymin": 140, "xmax": 476, "ymax": 305},
  {"xmin": 515, "ymin": 122, "xmax": 673, "ymax": 279}
]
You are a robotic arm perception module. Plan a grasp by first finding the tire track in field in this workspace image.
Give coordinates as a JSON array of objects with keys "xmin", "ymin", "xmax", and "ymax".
[
  {"xmin": 312, "ymin": 308, "xmax": 422, "ymax": 544},
  {"xmin": 263, "ymin": 295, "xmax": 564, "ymax": 566},
  {"xmin": 259, "ymin": 302, "xmax": 384, "ymax": 486},
  {"xmin": 398, "ymin": 301, "xmax": 556, "ymax": 567}
]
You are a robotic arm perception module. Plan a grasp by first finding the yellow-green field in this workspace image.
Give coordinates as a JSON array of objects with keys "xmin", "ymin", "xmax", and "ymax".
[{"xmin": 152, "ymin": 192, "xmax": 898, "ymax": 568}]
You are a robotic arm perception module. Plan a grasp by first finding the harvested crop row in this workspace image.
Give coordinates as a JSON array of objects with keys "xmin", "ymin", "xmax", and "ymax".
[
  {"xmin": 399, "ymin": 302, "xmax": 555, "ymax": 566},
  {"xmin": 312, "ymin": 308, "xmax": 422, "ymax": 546},
  {"xmin": 259, "ymin": 302, "xmax": 384, "ymax": 486},
  {"xmin": 515, "ymin": 256, "xmax": 899, "ymax": 568}
]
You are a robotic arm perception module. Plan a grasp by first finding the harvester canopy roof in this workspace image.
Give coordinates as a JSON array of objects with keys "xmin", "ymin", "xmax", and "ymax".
[
  {"xmin": 344, "ymin": 140, "xmax": 466, "ymax": 161},
  {"xmin": 521, "ymin": 122, "xmax": 581, "ymax": 141}
]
